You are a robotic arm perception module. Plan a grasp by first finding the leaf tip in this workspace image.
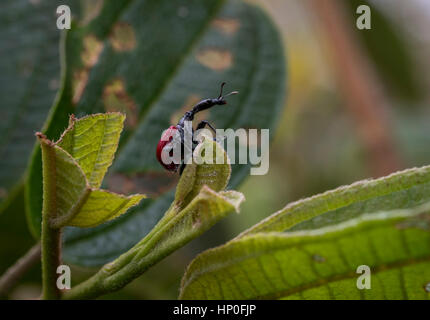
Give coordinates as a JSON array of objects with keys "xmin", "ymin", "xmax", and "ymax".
[
  {"xmin": 36, "ymin": 132, "xmax": 54, "ymax": 146},
  {"xmin": 35, "ymin": 131, "xmax": 46, "ymax": 139},
  {"xmin": 69, "ymin": 113, "xmax": 76, "ymax": 125},
  {"xmin": 220, "ymin": 190, "xmax": 245, "ymax": 213}
]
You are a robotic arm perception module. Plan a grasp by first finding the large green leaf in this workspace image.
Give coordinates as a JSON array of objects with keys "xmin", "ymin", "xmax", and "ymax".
[
  {"xmin": 180, "ymin": 203, "xmax": 430, "ymax": 299},
  {"xmin": 238, "ymin": 165, "xmax": 430, "ymax": 237},
  {"xmin": 180, "ymin": 164, "xmax": 430, "ymax": 299},
  {"xmin": 25, "ymin": 0, "xmax": 286, "ymax": 265},
  {"xmin": 0, "ymin": 0, "xmax": 79, "ymax": 209}
]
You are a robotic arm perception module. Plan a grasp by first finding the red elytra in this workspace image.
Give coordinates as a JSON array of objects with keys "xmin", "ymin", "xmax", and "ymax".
[{"xmin": 156, "ymin": 125, "xmax": 180, "ymax": 172}]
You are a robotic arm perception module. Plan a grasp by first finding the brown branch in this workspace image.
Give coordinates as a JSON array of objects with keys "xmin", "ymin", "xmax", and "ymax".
[
  {"xmin": 0, "ymin": 243, "xmax": 41, "ymax": 297},
  {"xmin": 309, "ymin": 0, "xmax": 403, "ymax": 177}
]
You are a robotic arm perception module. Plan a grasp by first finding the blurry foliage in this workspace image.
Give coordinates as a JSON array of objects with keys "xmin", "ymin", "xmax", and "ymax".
[
  {"xmin": 0, "ymin": 189, "xmax": 41, "ymax": 287},
  {"xmin": 2, "ymin": 0, "xmax": 430, "ymax": 300},
  {"xmin": 346, "ymin": 0, "xmax": 424, "ymax": 103},
  {"xmin": 236, "ymin": 0, "xmax": 430, "ymax": 242},
  {"xmin": 0, "ymin": 0, "xmax": 79, "ymax": 210}
]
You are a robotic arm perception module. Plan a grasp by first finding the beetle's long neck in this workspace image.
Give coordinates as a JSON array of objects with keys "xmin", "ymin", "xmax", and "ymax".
[
  {"xmin": 178, "ymin": 111, "xmax": 193, "ymax": 128},
  {"xmin": 192, "ymin": 98, "xmax": 225, "ymax": 114},
  {"xmin": 177, "ymin": 83, "xmax": 239, "ymax": 127},
  {"xmin": 178, "ymin": 99, "xmax": 222, "ymax": 125},
  {"xmin": 197, "ymin": 98, "xmax": 225, "ymax": 116}
]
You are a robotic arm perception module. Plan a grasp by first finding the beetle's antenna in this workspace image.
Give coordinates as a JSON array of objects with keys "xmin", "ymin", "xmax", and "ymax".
[
  {"xmin": 223, "ymin": 90, "xmax": 239, "ymax": 98},
  {"xmin": 218, "ymin": 82, "xmax": 226, "ymax": 99},
  {"xmin": 218, "ymin": 82, "xmax": 238, "ymax": 99}
]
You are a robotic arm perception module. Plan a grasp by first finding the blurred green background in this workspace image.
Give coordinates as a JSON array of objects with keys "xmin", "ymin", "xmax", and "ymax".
[{"xmin": 2, "ymin": 0, "xmax": 430, "ymax": 299}]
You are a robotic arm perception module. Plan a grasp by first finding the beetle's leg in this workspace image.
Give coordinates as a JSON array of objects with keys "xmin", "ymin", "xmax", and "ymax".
[
  {"xmin": 195, "ymin": 120, "xmax": 218, "ymax": 142},
  {"xmin": 218, "ymin": 82, "xmax": 226, "ymax": 99},
  {"xmin": 179, "ymin": 162, "xmax": 186, "ymax": 175},
  {"xmin": 196, "ymin": 120, "xmax": 216, "ymax": 133}
]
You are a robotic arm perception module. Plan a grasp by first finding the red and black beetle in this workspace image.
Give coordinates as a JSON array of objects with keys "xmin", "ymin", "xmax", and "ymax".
[{"xmin": 156, "ymin": 82, "xmax": 238, "ymax": 174}]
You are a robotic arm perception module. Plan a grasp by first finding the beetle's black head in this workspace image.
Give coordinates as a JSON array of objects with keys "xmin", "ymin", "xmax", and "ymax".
[{"xmin": 215, "ymin": 98, "xmax": 227, "ymax": 105}]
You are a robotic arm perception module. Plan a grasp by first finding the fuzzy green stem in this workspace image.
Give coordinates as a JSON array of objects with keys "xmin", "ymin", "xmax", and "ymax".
[
  {"xmin": 62, "ymin": 192, "xmax": 233, "ymax": 300},
  {"xmin": 62, "ymin": 205, "xmax": 181, "ymax": 300},
  {"xmin": 38, "ymin": 133, "xmax": 63, "ymax": 300},
  {"xmin": 41, "ymin": 220, "xmax": 62, "ymax": 299}
]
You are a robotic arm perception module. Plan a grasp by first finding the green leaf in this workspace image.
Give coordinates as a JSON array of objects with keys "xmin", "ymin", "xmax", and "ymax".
[
  {"xmin": 37, "ymin": 113, "xmax": 144, "ymax": 228},
  {"xmin": 24, "ymin": 0, "xmax": 286, "ymax": 265},
  {"xmin": 63, "ymin": 137, "xmax": 244, "ymax": 299},
  {"xmin": 57, "ymin": 113, "xmax": 125, "ymax": 189},
  {"xmin": 238, "ymin": 165, "xmax": 430, "ymax": 237},
  {"xmin": 66, "ymin": 189, "xmax": 144, "ymax": 228},
  {"xmin": 180, "ymin": 203, "xmax": 430, "ymax": 300},
  {"xmin": 174, "ymin": 134, "xmax": 231, "ymax": 209},
  {"xmin": 0, "ymin": 0, "xmax": 79, "ymax": 209}
]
